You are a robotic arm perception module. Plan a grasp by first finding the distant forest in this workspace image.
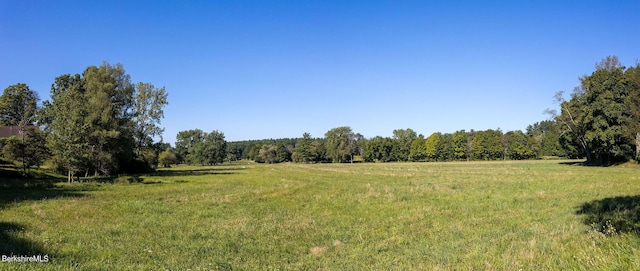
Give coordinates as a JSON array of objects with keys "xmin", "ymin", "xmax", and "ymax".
[{"xmin": 1, "ymin": 56, "xmax": 639, "ymax": 179}]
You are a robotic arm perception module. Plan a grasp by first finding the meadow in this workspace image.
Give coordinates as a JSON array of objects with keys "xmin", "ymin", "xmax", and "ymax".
[{"xmin": 1, "ymin": 160, "xmax": 640, "ymax": 270}]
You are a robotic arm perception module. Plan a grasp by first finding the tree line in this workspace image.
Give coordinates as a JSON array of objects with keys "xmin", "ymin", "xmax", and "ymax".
[
  {"xmin": 0, "ymin": 62, "xmax": 168, "ymax": 181},
  {"xmin": 2, "ymin": 56, "xmax": 638, "ymax": 175},
  {"xmin": 172, "ymin": 56, "xmax": 640, "ymax": 166},
  {"xmin": 170, "ymin": 121, "xmax": 564, "ymax": 165}
]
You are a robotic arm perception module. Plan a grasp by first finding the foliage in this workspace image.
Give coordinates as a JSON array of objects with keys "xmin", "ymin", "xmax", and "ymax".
[
  {"xmin": 0, "ymin": 83, "xmax": 38, "ymax": 126},
  {"xmin": 409, "ymin": 135, "xmax": 426, "ymax": 161},
  {"xmin": 292, "ymin": 132, "xmax": 314, "ymax": 163},
  {"xmin": 424, "ymin": 132, "xmax": 441, "ymax": 161},
  {"xmin": 158, "ymin": 147, "xmax": 178, "ymax": 167},
  {"xmin": 392, "ymin": 128, "xmax": 417, "ymax": 161},
  {"xmin": 132, "ymin": 82, "xmax": 168, "ymax": 156},
  {"xmin": 552, "ymin": 56, "xmax": 640, "ymax": 164},
  {"xmin": 363, "ymin": 136, "xmax": 397, "ymax": 162},
  {"xmin": 324, "ymin": 126, "xmax": 360, "ymax": 163},
  {"xmin": 43, "ymin": 74, "xmax": 90, "ymax": 182}
]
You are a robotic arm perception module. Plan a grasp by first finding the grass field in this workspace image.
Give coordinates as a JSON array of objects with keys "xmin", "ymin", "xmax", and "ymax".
[{"xmin": 1, "ymin": 160, "xmax": 640, "ymax": 270}]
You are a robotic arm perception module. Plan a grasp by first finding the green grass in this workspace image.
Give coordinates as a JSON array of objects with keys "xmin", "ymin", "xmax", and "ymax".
[{"xmin": 2, "ymin": 160, "xmax": 640, "ymax": 270}]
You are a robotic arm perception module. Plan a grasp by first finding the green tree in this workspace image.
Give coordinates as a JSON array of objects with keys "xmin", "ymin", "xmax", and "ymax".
[
  {"xmin": 325, "ymin": 126, "xmax": 358, "ymax": 163},
  {"xmin": 197, "ymin": 130, "xmax": 227, "ymax": 165},
  {"xmin": 292, "ymin": 132, "xmax": 314, "ymax": 163},
  {"xmin": 504, "ymin": 130, "xmax": 536, "ymax": 160},
  {"xmin": 409, "ymin": 135, "xmax": 427, "ymax": 161},
  {"xmin": 452, "ymin": 130, "xmax": 468, "ymax": 161},
  {"xmin": 158, "ymin": 147, "xmax": 178, "ymax": 167},
  {"xmin": 309, "ymin": 140, "xmax": 327, "ymax": 163},
  {"xmin": 0, "ymin": 83, "xmax": 40, "ymax": 174},
  {"xmin": 363, "ymin": 136, "xmax": 397, "ymax": 162},
  {"xmin": 438, "ymin": 133, "xmax": 454, "ymax": 161},
  {"xmin": 392, "ymin": 128, "xmax": 417, "ymax": 161},
  {"xmin": 132, "ymin": 82, "xmax": 168, "ymax": 157},
  {"xmin": 44, "ymin": 74, "xmax": 90, "ymax": 182},
  {"xmin": 175, "ymin": 129, "xmax": 204, "ymax": 164},
  {"xmin": 258, "ymin": 144, "xmax": 278, "ymax": 164},
  {"xmin": 471, "ymin": 129, "xmax": 503, "ymax": 160},
  {"xmin": 0, "ymin": 83, "xmax": 38, "ymax": 127},
  {"xmin": 424, "ymin": 132, "xmax": 441, "ymax": 161},
  {"xmin": 553, "ymin": 56, "xmax": 639, "ymax": 163},
  {"xmin": 83, "ymin": 62, "xmax": 135, "ymax": 175}
]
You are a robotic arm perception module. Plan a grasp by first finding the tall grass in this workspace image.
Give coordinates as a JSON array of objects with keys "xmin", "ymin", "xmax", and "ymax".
[{"xmin": 1, "ymin": 161, "xmax": 640, "ymax": 270}]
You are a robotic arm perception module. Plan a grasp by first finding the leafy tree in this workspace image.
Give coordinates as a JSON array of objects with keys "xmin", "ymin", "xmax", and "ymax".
[
  {"xmin": 452, "ymin": 130, "xmax": 468, "ymax": 160},
  {"xmin": 175, "ymin": 129, "xmax": 204, "ymax": 164},
  {"xmin": 258, "ymin": 144, "xmax": 278, "ymax": 164},
  {"xmin": 504, "ymin": 130, "xmax": 536, "ymax": 160},
  {"xmin": 409, "ymin": 135, "xmax": 427, "ymax": 161},
  {"xmin": 309, "ymin": 140, "xmax": 327, "ymax": 163},
  {"xmin": 424, "ymin": 132, "xmax": 441, "ymax": 161},
  {"xmin": 0, "ymin": 83, "xmax": 38, "ymax": 126},
  {"xmin": 392, "ymin": 128, "xmax": 417, "ymax": 161},
  {"xmin": 325, "ymin": 126, "xmax": 358, "ymax": 163},
  {"xmin": 0, "ymin": 83, "xmax": 40, "ymax": 174},
  {"xmin": 191, "ymin": 130, "xmax": 227, "ymax": 165},
  {"xmin": 363, "ymin": 136, "xmax": 397, "ymax": 162},
  {"xmin": 44, "ymin": 74, "xmax": 90, "ymax": 182},
  {"xmin": 132, "ymin": 82, "xmax": 168, "ymax": 157},
  {"xmin": 471, "ymin": 129, "xmax": 503, "ymax": 160},
  {"xmin": 158, "ymin": 147, "xmax": 178, "ymax": 167},
  {"xmin": 275, "ymin": 143, "xmax": 291, "ymax": 162},
  {"xmin": 437, "ymin": 133, "xmax": 454, "ymax": 161},
  {"xmin": 83, "ymin": 62, "xmax": 135, "ymax": 175},
  {"xmin": 552, "ymin": 56, "xmax": 639, "ymax": 163}
]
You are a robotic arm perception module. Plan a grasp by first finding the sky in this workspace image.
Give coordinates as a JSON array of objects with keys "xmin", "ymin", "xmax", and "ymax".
[{"xmin": 1, "ymin": 0, "xmax": 638, "ymax": 144}]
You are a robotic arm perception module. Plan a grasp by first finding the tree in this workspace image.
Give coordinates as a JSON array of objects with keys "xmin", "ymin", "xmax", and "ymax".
[
  {"xmin": 392, "ymin": 128, "xmax": 417, "ymax": 161},
  {"xmin": 44, "ymin": 74, "xmax": 90, "ymax": 182},
  {"xmin": 132, "ymin": 82, "xmax": 168, "ymax": 157},
  {"xmin": 258, "ymin": 144, "xmax": 278, "ymax": 164},
  {"xmin": 452, "ymin": 130, "xmax": 468, "ymax": 161},
  {"xmin": 292, "ymin": 132, "xmax": 314, "ymax": 163},
  {"xmin": 504, "ymin": 130, "xmax": 536, "ymax": 160},
  {"xmin": 175, "ymin": 129, "xmax": 204, "ymax": 164},
  {"xmin": 158, "ymin": 147, "xmax": 178, "ymax": 167},
  {"xmin": 471, "ymin": 129, "xmax": 503, "ymax": 160},
  {"xmin": 309, "ymin": 140, "xmax": 327, "ymax": 163},
  {"xmin": 424, "ymin": 132, "xmax": 441, "ymax": 161},
  {"xmin": 552, "ymin": 56, "xmax": 638, "ymax": 164},
  {"xmin": 409, "ymin": 135, "xmax": 427, "ymax": 161},
  {"xmin": 190, "ymin": 130, "xmax": 227, "ymax": 165},
  {"xmin": 0, "ymin": 83, "xmax": 38, "ymax": 127},
  {"xmin": 0, "ymin": 83, "xmax": 40, "ymax": 173},
  {"xmin": 363, "ymin": 136, "xmax": 397, "ymax": 162},
  {"xmin": 437, "ymin": 133, "xmax": 454, "ymax": 161},
  {"xmin": 83, "ymin": 62, "xmax": 135, "ymax": 175},
  {"xmin": 325, "ymin": 126, "xmax": 358, "ymax": 163}
]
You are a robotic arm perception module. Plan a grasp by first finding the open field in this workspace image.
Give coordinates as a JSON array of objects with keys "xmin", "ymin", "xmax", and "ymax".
[{"xmin": 1, "ymin": 160, "xmax": 640, "ymax": 270}]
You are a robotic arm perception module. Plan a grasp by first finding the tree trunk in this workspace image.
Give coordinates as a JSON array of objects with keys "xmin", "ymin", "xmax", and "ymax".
[{"xmin": 68, "ymin": 169, "xmax": 72, "ymax": 183}]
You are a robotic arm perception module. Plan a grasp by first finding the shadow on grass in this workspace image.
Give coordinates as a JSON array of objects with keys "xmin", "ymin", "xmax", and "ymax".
[
  {"xmin": 0, "ymin": 221, "xmax": 53, "ymax": 257},
  {"xmin": 559, "ymin": 159, "xmax": 630, "ymax": 167},
  {"xmin": 0, "ymin": 167, "xmax": 65, "ymax": 189},
  {"xmin": 576, "ymin": 195, "xmax": 640, "ymax": 235},
  {"xmin": 150, "ymin": 166, "xmax": 247, "ymax": 177}
]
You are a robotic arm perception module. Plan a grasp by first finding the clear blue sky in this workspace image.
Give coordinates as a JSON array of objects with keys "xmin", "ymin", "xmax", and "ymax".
[{"xmin": 1, "ymin": 1, "xmax": 638, "ymax": 144}]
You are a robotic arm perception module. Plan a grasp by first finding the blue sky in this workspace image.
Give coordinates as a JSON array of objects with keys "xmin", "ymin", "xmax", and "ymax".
[{"xmin": 1, "ymin": 1, "xmax": 638, "ymax": 144}]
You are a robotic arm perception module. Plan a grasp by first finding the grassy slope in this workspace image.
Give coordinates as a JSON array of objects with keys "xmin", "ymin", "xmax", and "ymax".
[{"xmin": 1, "ymin": 160, "xmax": 640, "ymax": 270}]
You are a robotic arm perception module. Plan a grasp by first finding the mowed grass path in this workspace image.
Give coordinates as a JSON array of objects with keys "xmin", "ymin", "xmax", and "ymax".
[{"xmin": 1, "ymin": 160, "xmax": 640, "ymax": 270}]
